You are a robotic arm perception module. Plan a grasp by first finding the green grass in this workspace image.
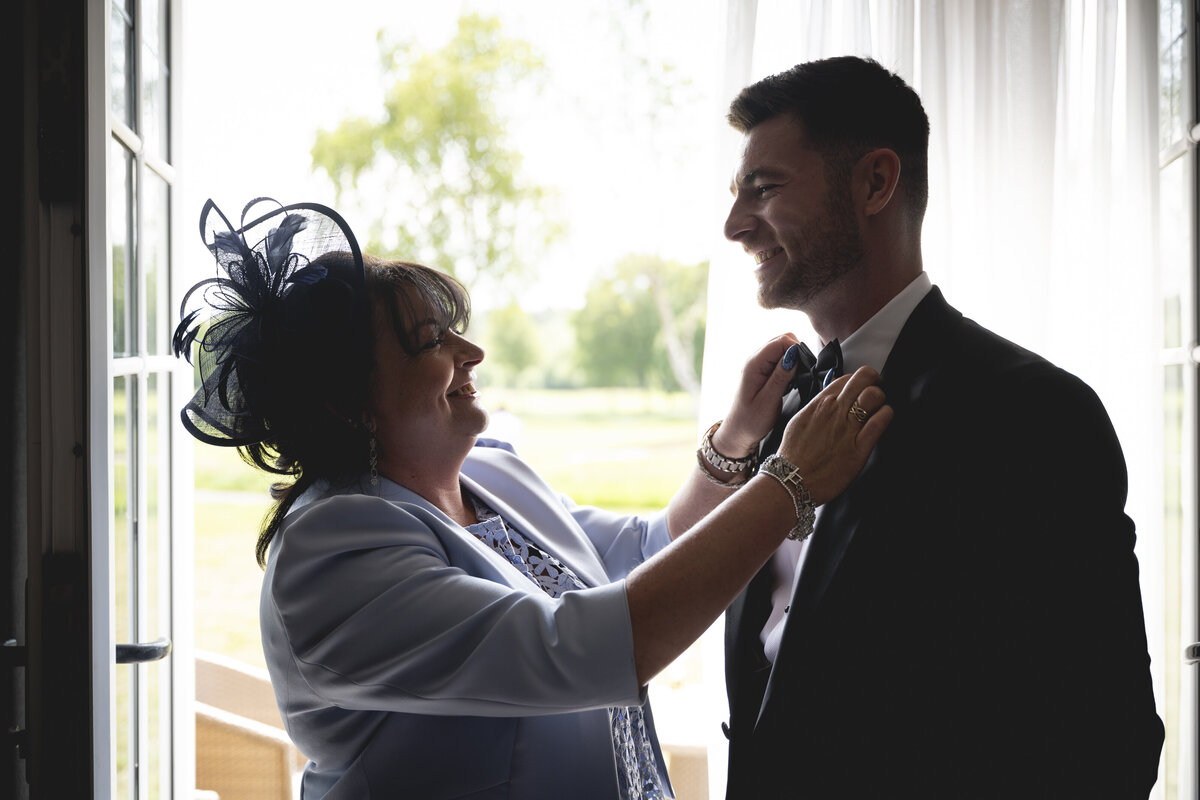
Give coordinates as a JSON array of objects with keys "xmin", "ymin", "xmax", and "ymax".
[
  {"xmin": 194, "ymin": 500, "xmax": 272, "ymax": 668},
  {"xmin": 485, "ymin": 387, "xmax": 697, "ymax": 512},
  {"xmin": 193, "ymin": 388, "xmax": 700, "ymax": 669}
]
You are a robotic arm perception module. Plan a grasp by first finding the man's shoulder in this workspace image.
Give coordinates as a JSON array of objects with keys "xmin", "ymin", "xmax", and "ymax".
[
  {"xmin": 906, "ymin": 291, "xmax": 1102, "ymax": 409},
  {"xmin": 954, "ymin": 314, "xmax": 1051, "ymax": 376},
  {"xmin": 918, "ymin": 290, "xmax": 1062, "ymax": 380}
]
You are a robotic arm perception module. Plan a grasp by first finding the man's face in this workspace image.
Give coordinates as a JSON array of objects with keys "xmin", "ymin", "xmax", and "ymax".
[{"xmin": 724, "ymin": 114, "xmax": 864, "ymax": 311}]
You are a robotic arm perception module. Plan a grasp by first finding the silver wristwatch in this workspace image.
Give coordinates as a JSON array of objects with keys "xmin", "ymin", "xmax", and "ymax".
[
  {"xmin": 758, "ymin": 454, "xmax": 816, "ymax": 541},
  {"xmin": 699, "ymin": 420, "xmax": 758, "ymax": 474}
]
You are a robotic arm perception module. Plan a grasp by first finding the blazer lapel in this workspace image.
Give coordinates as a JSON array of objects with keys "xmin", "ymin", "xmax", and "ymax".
[
  {"xmin": 754, "ymin": 288, "xmax": 960, "ymax": 728},
  {"xmin": 460, "ymin": 456, "xmax": 613, "ymax": 589},
  {"xmin": 754, "ymin": 462, "xmax": 876, "ymax": 727},
  {"xmin": 373, "ymin": 477, "xmax": 545, "ymax": 594}
]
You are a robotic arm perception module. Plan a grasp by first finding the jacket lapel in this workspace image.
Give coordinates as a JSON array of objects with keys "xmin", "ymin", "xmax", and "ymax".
[
  {"xmin": 460, "ymin": 451, "xmax": 613, "ymax": 589},
  {"xmin": 754, "ymin": 288, "xmax": 960, "ymax": 728}
]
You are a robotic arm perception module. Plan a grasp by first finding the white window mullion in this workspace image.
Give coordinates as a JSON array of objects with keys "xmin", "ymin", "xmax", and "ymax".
[
  {"xmin": 135, "ymin": 369, "xmax": 150, "ymax": 800},
  {"xmin": 89, "ymin": 0, "xmax": 116, "ymax": 795}
]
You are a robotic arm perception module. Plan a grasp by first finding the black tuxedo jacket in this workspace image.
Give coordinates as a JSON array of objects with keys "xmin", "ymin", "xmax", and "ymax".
[{"xmin": 723, "ymin": 288, "xmax": 1164, "ymax": 799}]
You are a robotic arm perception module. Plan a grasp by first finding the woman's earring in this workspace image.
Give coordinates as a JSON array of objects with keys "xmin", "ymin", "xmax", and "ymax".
[{"xmin": 368, "ymin": 425, "xmax": 379, "ymax": 487}]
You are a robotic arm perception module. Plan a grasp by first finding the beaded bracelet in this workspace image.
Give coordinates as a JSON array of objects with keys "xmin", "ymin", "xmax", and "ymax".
[{"xmin": 757, "ymin": 454, "xmax": 816, "ymax": 540}]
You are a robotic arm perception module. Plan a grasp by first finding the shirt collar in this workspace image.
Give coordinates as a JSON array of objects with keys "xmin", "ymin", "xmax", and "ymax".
[{"xmin": 838, "ymin": 272, "xmax": 933, "ymax": 373}]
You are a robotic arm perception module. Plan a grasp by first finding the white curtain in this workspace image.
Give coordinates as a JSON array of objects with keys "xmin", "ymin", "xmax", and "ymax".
[{"xmin": 701, "ymin": 0, "xmax": 1165, "ymax": 793}]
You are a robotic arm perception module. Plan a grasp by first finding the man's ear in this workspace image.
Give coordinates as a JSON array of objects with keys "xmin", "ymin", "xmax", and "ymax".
[{"xmin": 855, "ymin": 148, "xmax": 901, "ymax": 217}]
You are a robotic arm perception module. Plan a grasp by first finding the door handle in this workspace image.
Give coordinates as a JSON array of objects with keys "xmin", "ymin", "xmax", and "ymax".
[
  {"xmin": 115, "ymin": 637, "xmax": 172, "ymax": 664},
  {"xmin": 1186, "ymin": 642, "xmax": 1200, "ymax": 664}
]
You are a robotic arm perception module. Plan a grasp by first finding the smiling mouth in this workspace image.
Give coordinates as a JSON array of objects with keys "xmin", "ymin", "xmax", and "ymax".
[
  {"xmin": 447, "ymin": 382, "xmax": 477, "ymax": 398},
  {"xmin": 755, "ymin": 247, "xmax": 783, "ymax": 265}
]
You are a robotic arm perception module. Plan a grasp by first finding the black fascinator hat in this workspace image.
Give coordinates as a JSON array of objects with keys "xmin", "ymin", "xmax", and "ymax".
[{"xmin": 173, "ymin": 198, "xmax": 370, "ymax": 453}]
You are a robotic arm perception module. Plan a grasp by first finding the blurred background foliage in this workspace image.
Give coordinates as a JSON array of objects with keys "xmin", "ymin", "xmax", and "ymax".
[
  {"xmin": 310, "ymin": 11, "xmax": 708, "ymax": 397},
  {"xmin": 311, "ymin": 13, "xmax": 560, "ymax": 293}
]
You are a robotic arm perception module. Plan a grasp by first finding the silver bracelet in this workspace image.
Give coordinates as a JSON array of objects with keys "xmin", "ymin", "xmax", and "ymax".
[
  {"xmin": 695, "ymin": 450, "xmax": 749, "ymax": 489},
  {"xmin": 699, "ymin": 420, "xmax": 759, "ymax": 474},
  {"xmin": 757, "ymin": 454, "xmax": 816, "ymax": 540}
]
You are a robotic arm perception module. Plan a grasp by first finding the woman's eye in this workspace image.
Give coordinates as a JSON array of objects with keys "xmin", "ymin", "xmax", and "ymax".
[{"xmin": 421, "ymin": 334, "xmax": 445, "ymax": 351}]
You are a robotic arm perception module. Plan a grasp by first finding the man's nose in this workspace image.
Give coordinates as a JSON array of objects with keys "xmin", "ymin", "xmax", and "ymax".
[{"xmin": 724, "ymin": 197, "xmax": 753, "ymax": 242}]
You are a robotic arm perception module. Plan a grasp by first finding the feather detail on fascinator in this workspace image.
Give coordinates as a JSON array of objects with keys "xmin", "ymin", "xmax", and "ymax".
[{"xmin": 173, "ymin": 198, "xmax": 366, "ymax": 447}]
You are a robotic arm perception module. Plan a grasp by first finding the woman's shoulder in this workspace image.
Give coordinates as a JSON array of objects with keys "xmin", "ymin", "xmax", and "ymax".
[{"xmin": 274, "ymin": 486, "xmax": 446, "ymax": 562}]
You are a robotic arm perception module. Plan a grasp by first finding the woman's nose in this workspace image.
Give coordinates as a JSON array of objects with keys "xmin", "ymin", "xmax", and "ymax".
[{"xmin": 459, "ymin": 337, "xmax": 485, "ymax": 368}]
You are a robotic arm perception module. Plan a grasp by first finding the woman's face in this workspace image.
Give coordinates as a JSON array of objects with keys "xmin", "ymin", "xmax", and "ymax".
[{"xmin": 368, "ymin": 292, "xmax": 488, "ymax": 464}]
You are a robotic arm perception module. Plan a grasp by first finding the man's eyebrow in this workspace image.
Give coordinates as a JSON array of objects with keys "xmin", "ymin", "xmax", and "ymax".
[{"xmin": 730, "ymin": 167, "xmax": 786, "ymax": 194}]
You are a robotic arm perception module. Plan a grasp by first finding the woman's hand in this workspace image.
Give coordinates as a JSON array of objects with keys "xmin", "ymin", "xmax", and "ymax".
[
  {"xmin": 776, "ymin": 366, "xmax": 892, "ymax": 506},
  {"xmin": 711, "ymin": 335, "xmax": 804, "ymax": 458}
]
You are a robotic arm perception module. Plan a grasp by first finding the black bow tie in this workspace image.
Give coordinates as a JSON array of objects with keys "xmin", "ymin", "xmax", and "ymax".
[
  {"xmin": 789, "ymin": 339, "xmax": 844, "ymax": 402},
  {"xmin": 757, "ymin": 339, "xmax": 844, "ymax": 461}
]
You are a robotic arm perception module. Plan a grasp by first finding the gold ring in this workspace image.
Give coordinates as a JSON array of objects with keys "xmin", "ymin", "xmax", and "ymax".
[{"xmin": 848, "ymin": 402, "xmax": 870, "ymax": 423}]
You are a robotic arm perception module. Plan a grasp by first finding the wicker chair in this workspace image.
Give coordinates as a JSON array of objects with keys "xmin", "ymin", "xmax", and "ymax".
[
  {"xmin": 194, "ymin": 650, "xmax": 305, "ymax": 800},
  {"xmin": 662, "ymin": 743, "xmax": 709, "ymax": 800}
]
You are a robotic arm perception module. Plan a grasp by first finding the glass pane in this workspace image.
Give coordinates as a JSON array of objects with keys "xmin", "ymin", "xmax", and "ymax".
[
  {"xmin": 114, "ymin": 374, "xmax": 135, "ymax": 799},
  {"xmin": 111, "ymin": 139, "xmax": 136, "ymax": 357},
  {"xmin": 1160, "ymin": 153, "xmax": 1189, "ymax": 348},
  {"xmin": 116, "ymin": 663, "xmax": 133, "ymax": 800},
  {"xmin": 110, "ymin": 2, "xmax": 135, "ymax": 128},
  {"xmin": 146, "ymin": 657, "xmax": 170, "ymax": 799},
  {"xmin": 144, "ymin": 172, "xmax": 169, "ymax": 355},
  {"xmin": 143, "ymin": 0, "xmax": 167, "ymax": 60},
  {"xmin": 114, "ymin": 374, "xmax": 134, "ymax": 661},
  {"xmin": 146, "ymin": 371, "xmax": 172, "ymax": 798},
  {"xmin": 145, "ymin": 372, "xmax": 169, "ymax": 666},
  {"xmin": 1159, "ymin": 0, "xmax": 1186, "ymax": 152},
  {"xmin": 142, "ymin": 46, "xmax": 166, "ymax": 158},
  {"xmin": 1162, "ymin": 364, "xmax": 1185, "ymax": 799}
]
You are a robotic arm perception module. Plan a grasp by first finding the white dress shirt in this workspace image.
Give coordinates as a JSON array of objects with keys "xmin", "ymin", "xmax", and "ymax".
[{"xmin": 761, "ymin": 272, "xmax": 933, "ymax": 662}]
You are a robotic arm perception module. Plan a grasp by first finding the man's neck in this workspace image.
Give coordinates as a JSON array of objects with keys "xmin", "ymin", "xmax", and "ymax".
[{"xmin": 806, "ymin": 260, "xmax": 923, "ymax": 344}]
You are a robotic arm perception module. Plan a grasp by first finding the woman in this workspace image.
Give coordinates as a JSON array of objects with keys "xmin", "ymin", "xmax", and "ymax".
[{"xmin": 176, "ymin": 199, "xmax": 890, "ymax": 799}]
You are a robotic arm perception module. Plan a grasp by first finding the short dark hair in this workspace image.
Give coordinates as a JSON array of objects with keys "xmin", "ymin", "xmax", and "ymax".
[{"xmin": 728, "ymin": 56, "xmax": 930, "ymax": 218}]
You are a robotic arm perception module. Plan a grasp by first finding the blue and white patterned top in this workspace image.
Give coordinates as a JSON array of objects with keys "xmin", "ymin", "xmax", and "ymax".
[{"xmin": 466, "ymin": 495, "xmax": 666, "ymax": 800}]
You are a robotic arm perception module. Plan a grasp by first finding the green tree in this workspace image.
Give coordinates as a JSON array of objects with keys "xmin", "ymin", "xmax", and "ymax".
[
  {"xmin": 483, "ymin": 302, "xmax": 542, "ymax": 383},
  {"xmin": 311, "ymin": 14, "xmax": 561, "ymax": 291},
  {"xmin": 573, "ymin": 255, "xmax": 707, "ymax": 393},
  {"xmin": 574, "ymin": 271, "xmax": 660, "ymax": 388}
]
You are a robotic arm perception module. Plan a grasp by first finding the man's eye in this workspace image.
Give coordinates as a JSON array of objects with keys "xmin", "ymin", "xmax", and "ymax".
[{"xmin": 755, "ymin": 184, "xmax": 779, "ymax": 197}]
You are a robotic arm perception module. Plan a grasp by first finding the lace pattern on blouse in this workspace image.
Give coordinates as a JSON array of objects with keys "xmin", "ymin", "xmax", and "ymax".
[{"xmin": 465, "ymin": 495, "xmax": 666, "ymax": 800}]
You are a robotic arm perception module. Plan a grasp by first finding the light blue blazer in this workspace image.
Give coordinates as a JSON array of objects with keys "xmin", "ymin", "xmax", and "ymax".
[{"xmin": 260, "ymin": 441, "xmax": 675, "ymax": 799}]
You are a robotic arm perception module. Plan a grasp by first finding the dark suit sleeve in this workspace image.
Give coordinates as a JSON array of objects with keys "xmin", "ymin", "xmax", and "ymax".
[{"xmin": 973, "ymin": 365, "xmax": 1163, "ymax": 797}]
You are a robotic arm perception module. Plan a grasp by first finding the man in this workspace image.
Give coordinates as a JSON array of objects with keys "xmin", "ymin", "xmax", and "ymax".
[{"xmin": 718, "ymin": 56, "xmax": 1163, "ymax": 798}]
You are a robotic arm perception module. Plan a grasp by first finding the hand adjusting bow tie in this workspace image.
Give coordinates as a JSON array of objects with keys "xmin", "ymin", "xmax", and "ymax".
[
  {"xmin": 788, "ymin": 339, "xmax": 844, "ymax": 403},
  {"xmin": 756, "ymin": 338, "xmax": 845, "ymax": 461}
]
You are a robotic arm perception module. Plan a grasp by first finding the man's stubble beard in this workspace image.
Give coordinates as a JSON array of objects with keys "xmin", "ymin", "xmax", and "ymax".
[{"xmin": 758, "ymin": 183, "xmax": 865, "ymax": 312}]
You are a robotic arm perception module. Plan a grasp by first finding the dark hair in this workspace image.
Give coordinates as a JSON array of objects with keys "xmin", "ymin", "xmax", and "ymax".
[
  {"xmin": 365, "ymin": 255, "xmax": 472, "ymax": 359},
  {"xmin": 250, "ymin": 254, "xmax": 471, "ymax": 566},
  {"xmin": 728, "ymin": 56, "xmax": 930, "ymax": 219}
]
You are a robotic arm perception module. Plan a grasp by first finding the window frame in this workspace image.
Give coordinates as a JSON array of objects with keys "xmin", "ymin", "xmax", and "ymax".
[{"xmin": 89, "ymin": 0, "xmax": 193, "ymax": 797}]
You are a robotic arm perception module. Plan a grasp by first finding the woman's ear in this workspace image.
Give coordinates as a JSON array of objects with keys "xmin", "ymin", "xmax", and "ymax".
[
  {"xmin": 323, "ymin": 401, "xmax": 371, "ymax": 432},
  {"xmin": 855, "ymin": 148, "xmax": 901, "ymax": 217}
]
